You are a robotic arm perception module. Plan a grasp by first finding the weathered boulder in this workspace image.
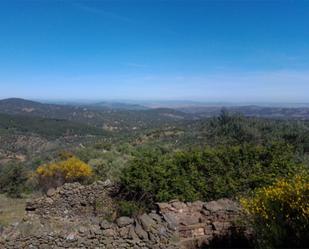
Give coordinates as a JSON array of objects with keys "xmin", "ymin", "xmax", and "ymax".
[
  {"xmin": 100, "ymin": 220, "xmax": 112, "ymax": 230},
  {"xmin": 204, "ymin": 198, "xmax": 240, "ymax": 213},
  {"xmin": 135, "ymin": 222, "xmax": 149, "ymax": 240},
  {"xmin": 116, "ymin": 216, "xmax": 134, "ymax": 227},
  {"xmin": 46, "ymin": 188, "xmax": 56, "ymax": 197},
  {"xmin": 138, "ymin": 214, "xmax": 156, "ymax": 231}
]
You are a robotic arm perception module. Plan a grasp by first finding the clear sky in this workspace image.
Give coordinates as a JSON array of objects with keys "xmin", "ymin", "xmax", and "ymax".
[{"xmin": 1, "ymin": 0, "xmax": 309, "ymax": 102}]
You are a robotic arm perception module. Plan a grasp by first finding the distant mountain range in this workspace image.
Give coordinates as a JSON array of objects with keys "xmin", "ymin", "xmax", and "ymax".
[
  {"xmin": 176, "ymin": 105, "xmax": 309, "ymax": 120},
  {"xmin": 2, "ymin": 98, "xmax": 309, "ymax": 124},
  {"xmin": 89, "ymin": 101, "xmax": 148, "ymax": 111},
  {"xmin": 0, "ymin": 98, "xmax": 181, "ymax": 166},
  {"xmin": 0, "ymin": 98, "xmax": 191, "ymax": 131}
]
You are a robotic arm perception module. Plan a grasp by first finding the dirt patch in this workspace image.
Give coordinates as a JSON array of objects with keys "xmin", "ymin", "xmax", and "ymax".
[{"xmin": 0, "ymin": 194, "xmax": 30, "ymax": 226}]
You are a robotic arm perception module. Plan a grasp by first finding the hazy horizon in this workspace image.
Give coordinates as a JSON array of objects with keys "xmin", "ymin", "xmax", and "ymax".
[
  {"xmin": 1, "ymin": 1, "xmax": 309, "ymax": 102},
  {"xmin": 3, "ymin": 97, "xmax": 309, "ymax": 109}
]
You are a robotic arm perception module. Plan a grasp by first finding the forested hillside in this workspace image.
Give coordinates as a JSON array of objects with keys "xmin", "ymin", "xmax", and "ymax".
[{"xmin": 0, "ymin": 98, "xmax": 191, "ymax": 130}]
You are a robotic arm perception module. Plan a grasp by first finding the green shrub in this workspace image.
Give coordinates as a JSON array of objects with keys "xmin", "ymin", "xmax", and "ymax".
[
  {"xmin": 241, "ymin": 172, "xmax": 309, "ymax": 248},
  {"xmin": 117, "ymin": 200, "xmax": 144, "ymax": 217},
  {"xmin": 0, "ymin": 162, "xmax": 28, "ymax": 198},
  {"xmin": 36, "ymin": 156, "xmax": 93, "ymax": 191},
  {"xmin": 119, "ymin": 143, "xmax": 302, "ymax": 207}
]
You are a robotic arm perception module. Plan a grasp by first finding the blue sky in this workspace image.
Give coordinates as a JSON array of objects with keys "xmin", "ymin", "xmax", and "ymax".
[{"xmin": 1, "ymin": 0, "xmax": 309, "ymax": 102}]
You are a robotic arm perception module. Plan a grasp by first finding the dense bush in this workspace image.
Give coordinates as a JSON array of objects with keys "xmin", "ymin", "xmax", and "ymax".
[
  {"xmin": 36, "ymin": 156, "xmax": 92, "ymax": 190},
  {"xmin": 119, "ymin": 143, "xmax": 302, "ymax": 207},
  {"xmin": 0, "ymin": 162, "xmax": 28, "ymax": 198},
  {"xmin": 240, "ymin": 172, "xmax": 309, "ymax": 248}
]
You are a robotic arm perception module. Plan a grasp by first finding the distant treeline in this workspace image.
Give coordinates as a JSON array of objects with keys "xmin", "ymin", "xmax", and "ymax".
[{"xmin": 0, "ymin": 113, "xmax": 106, "ymax": 139}]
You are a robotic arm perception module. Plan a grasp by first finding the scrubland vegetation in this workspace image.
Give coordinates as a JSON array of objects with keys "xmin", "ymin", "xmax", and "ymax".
[
  {"xmin": 36, "ymin": 154, "xmax": 93, "ymax": 191},
  {"xmin": 119, "ymin": 143, "xmax": 301, "ymax": 205},
  {"xmin": 241, "ymin": 172, "xmax": 309, "ymax": 248},
  {"xmin": 0, "ymin": 105, "xmax": 308, "ymax": 248}
]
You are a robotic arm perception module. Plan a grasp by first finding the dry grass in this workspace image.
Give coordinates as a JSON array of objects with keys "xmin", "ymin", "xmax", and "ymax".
[{"xmin": 0, "ymin": 194, "xmax": 29, "ymax": 226}]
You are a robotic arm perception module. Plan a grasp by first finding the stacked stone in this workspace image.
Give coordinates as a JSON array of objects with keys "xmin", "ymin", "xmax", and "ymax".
[
  {"xmin": 0, "ymin": 181, "xmax": 246, "ymax": 249},
  {"xmin": 0, "ymin": 181, "xmax": 179, "ymax": 248},
  {"xmin": 156, "ymin": 199, "xmax": 241, "ymax": 248},
  {"xmin": 0, "ymin": 213, "xmax": 178, "ymax": 249},
  {"xmin": 25, "ymin": 180, "xmax": 113, "ymax": 218}
]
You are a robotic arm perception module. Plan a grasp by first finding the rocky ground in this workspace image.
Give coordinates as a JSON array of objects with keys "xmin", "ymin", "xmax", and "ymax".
[{"xmin": 0, "ymin": 181, "xmax": 251, "ymax": 249}]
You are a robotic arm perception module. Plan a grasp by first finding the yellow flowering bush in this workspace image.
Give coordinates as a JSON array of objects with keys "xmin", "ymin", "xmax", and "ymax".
[
  {"xmin": 36, "ymin": 156, "xmax": 92, "ymax": 190},
  {"xmin": 240, "ymin": 172, "xmax": 309, "ymax": 248}
]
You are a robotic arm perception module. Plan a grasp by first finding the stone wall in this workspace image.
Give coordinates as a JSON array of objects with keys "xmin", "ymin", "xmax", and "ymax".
[
  {"xmin": 0, "ymin": 213, "xmax": 178, "ymax": 249},
  {"xmin": 25, "ymin": 180, "xmax": 115, "ymax": 219},
  {"xmin": 157, "ymin": 199, "xmax": 248, "ymax": 248},
  {"xmin": 0, "ymin": 182, "xmax": 248, "ymax": 249}
]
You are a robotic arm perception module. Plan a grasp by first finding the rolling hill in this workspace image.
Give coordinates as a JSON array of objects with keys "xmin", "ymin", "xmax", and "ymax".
[
  {"xmin": 177, "ymin": 105, "xmax": 309, "ymax": 120},
  {"xmin": 0, "ymin": 98, "xmax": 192, "ymax": 131}
]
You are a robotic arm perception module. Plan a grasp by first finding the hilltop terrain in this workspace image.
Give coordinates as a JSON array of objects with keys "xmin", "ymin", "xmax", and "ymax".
[
  {"xmin": 0, "ymin": 98, "xmax": 308, "ymax": 248},
  {"xmin": 1, "ymin": 98, "xmax": 309, "ymax": 169},
  {"xmin": 0, "ymin": 98, "xmax": 189, "ymax": 167},
  {"xmin": 0, "ymin": 98, "xmax": 191, "ymax": 129}
]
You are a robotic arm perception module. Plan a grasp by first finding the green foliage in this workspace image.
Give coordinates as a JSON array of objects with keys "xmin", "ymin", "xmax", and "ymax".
[
  {"xmin": 120, "ymin": 143, "xmax": 302, "ymax": 207},
  {"xmin": 0, "ymin": 113, "xmax": 106, "ymax": 139},
  {"xmin": 116, "ymin": 200, "xmax": 144, "ymax": 217},
  {"xmin": 76, "ymin": 143, "xmax": 132, "ymax": 182},
  {"xmin": 0, "ymin": 163, "xmax": 28, "ymax": 198},
  {"xmin": 208, "ymin": 110, "xmax": 262, "ymax": 145},
  {"xmin": 90, "ymin": 156, "xmax": 127, "ymax": 181},
  {"xmin": 241, "ymin": 172, "xmax": 309, "ymax": 248}
]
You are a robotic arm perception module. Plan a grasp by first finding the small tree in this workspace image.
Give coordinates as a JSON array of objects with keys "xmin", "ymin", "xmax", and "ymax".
[
  {"xmin": 36, "ymin": 156, "xmax": 92, "ymax": 191},
  {"xmin": 0, "ymin": 163, "xmax": 28, "ymax": 198}
]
